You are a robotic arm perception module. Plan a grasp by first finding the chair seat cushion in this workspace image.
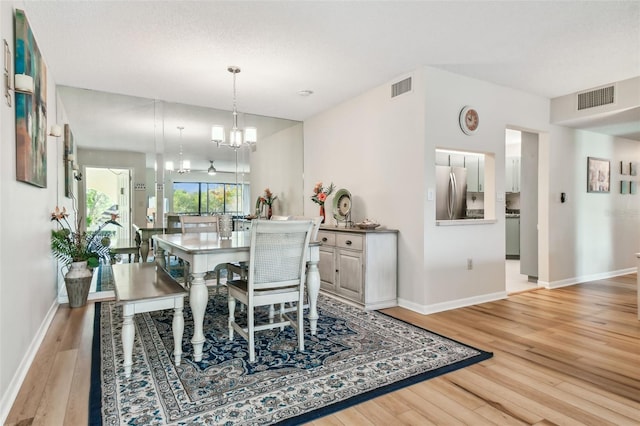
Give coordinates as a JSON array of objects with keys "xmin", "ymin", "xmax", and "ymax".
[{"xmin": 227, "ymin": 280, "xmax": 299, "ymax": 296}]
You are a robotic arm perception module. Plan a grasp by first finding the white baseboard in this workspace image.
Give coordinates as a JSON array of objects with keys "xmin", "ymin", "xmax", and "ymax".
[
  {"xmin": 398, "ymin": 291, "xmax": 508, "ymax": 315},
  {"xmin": 546, "ymin": 267, "xmax": 637, "ymax": 289},
  {"xmin": 397, "ymin": 266, "xmax": 637, "ymax": 316},
  {"xmin": 0, "ymin": 299, "xmax": 59, "ymax": 425}
]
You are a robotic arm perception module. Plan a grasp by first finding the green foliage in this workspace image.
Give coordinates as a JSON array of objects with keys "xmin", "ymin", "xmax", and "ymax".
[
  {"xmin": 86, "ymin": 189, "xmax": 113, "ymax": 229},
  {"xmin": 50, "ymin": 206, "xmax": 121, "ymax": 268},
  {"xmin": 50, "ymin": 228, "xmax": 100, "ymax": 267},
  {"xmin": 173, "ymin": 189, "xmax": 199, "ymax": 213}
]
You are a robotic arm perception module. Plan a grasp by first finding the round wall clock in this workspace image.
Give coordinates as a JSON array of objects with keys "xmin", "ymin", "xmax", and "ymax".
[
  {"xmin": 459, "ymin": 106, "xmax": 479, "ymax": 135},
  {"xmin": 332, "ymin": 188, "xmax": 352, "ymax": 222}
]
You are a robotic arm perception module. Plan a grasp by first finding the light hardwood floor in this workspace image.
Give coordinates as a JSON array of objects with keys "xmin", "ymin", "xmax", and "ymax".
[{"xmin": 6, "ymin": 274, "xmax": 639, "ymax": 425}]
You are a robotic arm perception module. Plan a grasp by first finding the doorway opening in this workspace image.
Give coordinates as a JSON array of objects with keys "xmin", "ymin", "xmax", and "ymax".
[
  {"xmin": 505, "ymin": 129, "xmax": 538, "ymax": 294},
  {"xmin": 85, "ymin": 167, "xmax": 131, "ymax": 242}
]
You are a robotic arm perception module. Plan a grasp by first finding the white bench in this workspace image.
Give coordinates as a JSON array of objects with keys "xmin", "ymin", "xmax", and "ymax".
[{"xmin": 112, "ymin": 263, "xmax": 187, "ymax": 378}]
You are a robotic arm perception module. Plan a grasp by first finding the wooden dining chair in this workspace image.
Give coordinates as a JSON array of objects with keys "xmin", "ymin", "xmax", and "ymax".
[
  {"xmin": 227, "ymin": 219, "xmax": 314, "ymax": 362},
  {"xmin": 180, "ymin": 215, "xmax": 220, "ymax": 233}
]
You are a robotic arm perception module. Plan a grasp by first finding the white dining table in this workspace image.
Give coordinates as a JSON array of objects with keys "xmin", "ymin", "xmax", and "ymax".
[{"xmin": 153, "ymin": 231, "xmax": 321, "ymax": 362}]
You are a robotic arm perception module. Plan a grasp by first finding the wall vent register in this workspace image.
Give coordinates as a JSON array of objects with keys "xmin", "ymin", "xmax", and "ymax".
[{"xmin": 577, "ymin": 85, "xmax": 615, "ymax": 110}]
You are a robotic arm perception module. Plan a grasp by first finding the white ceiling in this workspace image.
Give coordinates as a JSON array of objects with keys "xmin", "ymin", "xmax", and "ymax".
[{"xmin": 18, "ymin": 0, "xmax": 640, "ymax": 162}]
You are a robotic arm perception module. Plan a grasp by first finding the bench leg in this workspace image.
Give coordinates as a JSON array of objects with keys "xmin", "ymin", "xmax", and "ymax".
[
  {"xmin": 122, "ymin": 306, "xmax": 135, "ymax": 378},
  {"xmin": 173, "ymin": 301, "xmax": 184, "ymax": 366}
]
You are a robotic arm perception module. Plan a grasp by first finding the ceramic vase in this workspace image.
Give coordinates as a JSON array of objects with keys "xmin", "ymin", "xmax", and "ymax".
[
  {"xmin": 65, "ymin": 261, "xmax": 93, "ymax": 308},
  {"xmin": 319, "ymin": 205, "xmax": 325, "ymax": 223}
]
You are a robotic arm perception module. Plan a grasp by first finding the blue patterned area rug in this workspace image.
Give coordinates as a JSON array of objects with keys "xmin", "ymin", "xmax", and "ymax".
[
  {"xmin": 89, "ymin": 289, "xmax": 492, "ymax": 425},
  {"xmin": 95, "ymin": 264, "xmax": 114, "ymax": 292}
]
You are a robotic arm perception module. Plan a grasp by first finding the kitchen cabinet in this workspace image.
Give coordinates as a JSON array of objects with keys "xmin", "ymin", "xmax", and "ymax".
[
  {"xmin": 233, "ymin": 219, "xmax": 252, "ymax": 231},
  {"xmin": 506, "ymin": 157, "xmax": 521, "ymax": 193},
  {"xmin": 317, "ymin": 227, "xmax": 398, "ymax": 310},
  {"xmin": 436, "ymin": 150, "xmax": 485, "ymax": 192},
  {"xmin": 465, "ymin": 155, "xmax": 484, "ymax": 192},
  {"xmin": 506, "ymin": 216, "xmax": 520, "ymax": 258},
  {"xmin": 435, "ymin": 151, "xmax": 450, "ymax": 166}
]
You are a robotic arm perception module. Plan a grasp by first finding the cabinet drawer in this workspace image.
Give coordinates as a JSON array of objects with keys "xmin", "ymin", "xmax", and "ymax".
[
  {"xmin": 336, "ymin": 233, "xmax": 363, "ymax": 251},
  {"xmin": 318, "ymin": 231, "xmax": 336, "ymax": 247}
]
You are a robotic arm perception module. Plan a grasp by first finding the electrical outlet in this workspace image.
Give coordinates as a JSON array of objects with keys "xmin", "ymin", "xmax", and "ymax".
[{"xmin": 467, "ymin": 258, "xmax": 473, "ymax": 270}]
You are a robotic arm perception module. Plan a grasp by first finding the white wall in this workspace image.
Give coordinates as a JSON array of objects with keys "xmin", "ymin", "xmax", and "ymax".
[
  {"xmin": 306, "ymin": 65, "xmax": 639, "ymax": 314},
  {"xmin": 305, "ymin": 69, "xmax": 427, "ymax": 306},
  {"xmin": 422, "ymin": 67, "xmax": 552, "ymax": 311},
  {"xmin": 547, "ymin": 128, "xmax": 640, "ymax": 286},
  {"xmin": 305, "ymin": 66, "xmax": 556, "ymax": 313},
  {"xmin": 251, "ymin": 123, "xmax": 304, "ymax": 217},
  {"xmin": 0, "ymin": 2, "xmax": 63, "ymax": 420}
]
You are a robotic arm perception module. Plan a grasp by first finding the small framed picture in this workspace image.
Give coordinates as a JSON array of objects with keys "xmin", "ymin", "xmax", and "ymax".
[
  {"xmin": 631, "ymin": 181, "xmax": 637, "ymax": 195},
  {"xmin": 587, "ymin": 157, "xmax": 610, "ymax": 193},
  {"xmin": 620, "ymin": 161, "xmax": 630, "ymax": 175},
  {"xmin": 620, "ymin": 180, "xmax": 629, "ymax": 194},
  {"xmin": 631, "ymin": 162, "xmax": 638, "ymax": 176}
]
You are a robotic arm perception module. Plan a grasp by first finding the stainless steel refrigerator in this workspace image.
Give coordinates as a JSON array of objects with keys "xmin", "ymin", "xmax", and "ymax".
[{"xmin": 436, "ymin": 165, "xmax": 467, "ymax": 220}]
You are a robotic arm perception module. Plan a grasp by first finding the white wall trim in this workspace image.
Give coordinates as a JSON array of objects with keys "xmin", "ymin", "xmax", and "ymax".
[
  {"xmin": 58, "ymin": 290, "xmax": 114, "ymax": 304},
  {"xmin": 0, "ymin": 299, "xmax": 59, "ymax": 425},
  {"xmin": 545, "ymin": 267, "xmax": 637, "ymax": 289},
  {"xmin": 398, "ymin": 291, "xmax": 508, "ymax": 315}
]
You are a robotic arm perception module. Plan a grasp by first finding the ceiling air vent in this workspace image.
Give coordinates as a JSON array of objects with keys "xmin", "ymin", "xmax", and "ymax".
[
  {"xmin": 577, "ymin": 85, "xmax": 615, "ymax": 110},
  {"xmin": 391, "ymin": 77, "xmax": 412, "ymax": 98}
]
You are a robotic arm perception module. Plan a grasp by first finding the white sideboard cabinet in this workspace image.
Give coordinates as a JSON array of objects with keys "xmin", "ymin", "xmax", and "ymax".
[{"xmin": 317, "ymin": 227, "xmax": 398, "ymax": 310}]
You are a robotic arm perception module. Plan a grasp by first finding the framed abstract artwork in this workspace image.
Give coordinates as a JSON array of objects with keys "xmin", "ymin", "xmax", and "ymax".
[
  {"xmin": 64, "ymin": 124, "xmax": 74, "ymax": 198},
  {"xmin": 14, "ymin": 9, "xmax": 48, "ymax": 187},
  {"xmin": 587, "ymin": 157, "xmax": 610, "ymax": 193}
]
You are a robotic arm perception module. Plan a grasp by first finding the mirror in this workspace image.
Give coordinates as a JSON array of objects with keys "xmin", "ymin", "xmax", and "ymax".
[{"xmin": 57, "ymin": 86, "xmax": 304, "ymax": 294}]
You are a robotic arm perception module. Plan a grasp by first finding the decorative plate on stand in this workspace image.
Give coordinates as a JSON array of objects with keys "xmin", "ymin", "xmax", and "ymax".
[{"xmin": 332, "ymin": 188, "xmax": 352, "ymax": 225}]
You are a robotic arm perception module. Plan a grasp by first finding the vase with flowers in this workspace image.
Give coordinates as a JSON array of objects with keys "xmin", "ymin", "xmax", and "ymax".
[
  {"xmin": 311, "ymin": 181, "xmax": 335, "ymax": 223},
  {"xmin": 259, "ymin": 188, "xmax": 278, "ymax": 219},
  {"xmin": 50, "ymin": 203, "xmax": 121, "ymax": 307}
]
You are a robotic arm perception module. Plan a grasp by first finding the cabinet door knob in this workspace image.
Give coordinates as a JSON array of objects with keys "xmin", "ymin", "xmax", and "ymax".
[
  {"xmin": 322, "ymin": 237, "xmax": 328, "ymax": 242},
  {"xmin": 345, "ymin": 240, "xmax": 352, "ymax": 245}
]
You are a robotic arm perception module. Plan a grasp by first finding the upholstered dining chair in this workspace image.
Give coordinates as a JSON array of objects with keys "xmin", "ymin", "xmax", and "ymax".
[
  {"xmin": 269, "ymin": 215, "xmax": 291, "ymax": 221},
  {"xmin": 225, "ymin": 215, "xmax": 322, "ymax": 301},
  {"xmin": 227, "ymin": 219, "xmax": 314, "ymax": 362},
  {"xmin": 225, "ymin": 214, "xmax": 289, "ymax": 280},
  {"xmin": 277, "ymin": 216, "xmax": 323, "ymax": 317},
  {"xmin": 178, "ymin": 215, "xmax": 226, "ymax": 291}
]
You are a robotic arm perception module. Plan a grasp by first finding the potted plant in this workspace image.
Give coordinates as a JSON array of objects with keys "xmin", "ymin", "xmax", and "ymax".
[
  {"xmin": 259, "ymin": 188, "xmax": 278, "ymax": 219},
  {"xmin": 50, "ymin": 205, "xmax": 120, "ymax": 307},
  {"xmin": 311, "ymin": 181, "xmax": 335, "ymax": 223}
]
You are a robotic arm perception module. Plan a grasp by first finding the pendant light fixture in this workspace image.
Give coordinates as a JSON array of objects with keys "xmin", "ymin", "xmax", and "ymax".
[
  {"xmin": 211, "ymin": 66, "xmax": 257, "ymax": 149},
  {"xmin": 166, "ymin": 126, "xmax": 190, "ymax": 173}
]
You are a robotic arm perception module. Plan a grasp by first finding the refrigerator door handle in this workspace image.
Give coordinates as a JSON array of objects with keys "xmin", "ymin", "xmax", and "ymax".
[
  {"xmin": 451, "ymin": 172, "xmax": 458, "ymax": 219},
  {"xmin": 447, "ymin": 172, "xmax": 455, "ymax": 219}
]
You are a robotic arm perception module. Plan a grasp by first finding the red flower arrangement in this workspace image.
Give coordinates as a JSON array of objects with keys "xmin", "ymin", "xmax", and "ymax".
[{"xmin": 311, "ymin": 182, "xmax": 335, "ymax": 206}]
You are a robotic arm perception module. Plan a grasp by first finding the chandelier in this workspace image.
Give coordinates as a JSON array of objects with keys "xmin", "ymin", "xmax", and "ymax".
[
  {"xmin": 165, "ymin": 126, "xmax": 190, "ymax": 174},
  {"xmin": 211, "ymin": 66, "xmax": 257, "ymax": 149}
]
